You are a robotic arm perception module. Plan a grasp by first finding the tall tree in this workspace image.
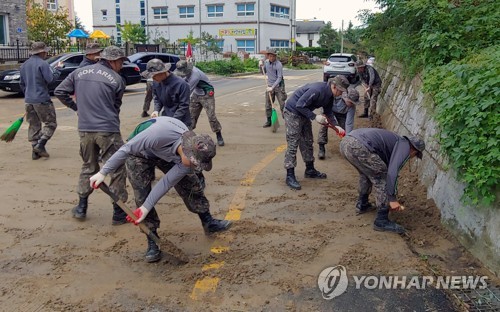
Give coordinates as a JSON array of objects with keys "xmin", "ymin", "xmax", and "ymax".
[
  {"xmin": 119, "ymin": 21, "xmax": 149, "ymax": 44},
  {"xmin": 199, "ymin": 31, "xmax": 221, "ymax": 59},
  {"xmin": 317, "ymin": 21, "xmax": 340, "ymax": 53},
  {"xmin": 26, "ymin": 0, "xmax": 73, "ymax": 43},
  {"xmin": 75, "ymin": 15, "xmax": 87, "ymax": 32}
]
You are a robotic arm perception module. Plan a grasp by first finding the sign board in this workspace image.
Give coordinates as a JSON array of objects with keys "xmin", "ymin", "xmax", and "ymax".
[
  {"xmin": 219, "ymin": 28, "xmax": 256, "ymax": 37},
  {"xmin": 17, "ymin": 28, "xmax": 22, "ymax": 33}
]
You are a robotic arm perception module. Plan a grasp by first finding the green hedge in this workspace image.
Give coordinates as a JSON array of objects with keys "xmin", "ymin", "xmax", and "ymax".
[{"xmin": 196, "ymin": 56, "xmax": 259, "ymax": 76}]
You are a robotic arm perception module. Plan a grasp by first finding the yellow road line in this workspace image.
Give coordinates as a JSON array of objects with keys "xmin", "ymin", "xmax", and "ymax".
[{"xmin": 190, "ymin": 144, "xmax": 286, "ymax": 300}]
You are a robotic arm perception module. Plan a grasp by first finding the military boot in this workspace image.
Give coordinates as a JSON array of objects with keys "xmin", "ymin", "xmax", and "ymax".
[
  {"xmin": 32, "ymin": 144, "xmax": 41, "ymax": 160},
  {"xmin": 72, "ymin": 197, "xmax": 88, "ymax": 220},
  {"xmin": 355, "ymin": 194, "xmax": 375, "ymax": 215},
  {"xmin": 112, "ymin": 202, "xmax": 128, "ymax": 225},
  {"xmin": 33, "ymin": 139, "xmax": 50, "ymax": 158},
  {"xmin": 216, "ymin": 131, "xmax": 225, "ymax": 146},
  {"xmin": 262, "ymin": 117, "xmax": 271, "ymax": 128},
  {"xmin": 286, "ymin": 168, "xmax": 301, "ymax": 190},
  {"xmin": 304, "ymin": 162, "xmax": 327, "ymax": 179},
  {"xmin": 373, "ymin": 206, "xmax": 405, "ymax": 234},
  {"xmin": 145, "ymin": 230, "xmax": 162, "ymax": 263},
  {"xmin": 318, "ymin": 144, "xmax": 326, "ymax": 160},
  {"xmin": 199, "ymin": 212, "xmax": 232, "ymax": 235},
  {"xmin": 358, "ymin": 108, "xmax": 369, "ymax": 118}
]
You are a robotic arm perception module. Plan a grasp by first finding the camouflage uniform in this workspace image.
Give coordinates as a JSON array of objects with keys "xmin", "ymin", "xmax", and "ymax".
[
  {"xmin": 126, "ymin": 155, "xmax": 208, "ymax": 230},
  {"xmin": 339, "ymin": 135, "xmax": 388, "ymax": 207},
  {"xmin": 265, "ymin": 84, "xmax": 287, "ymax": 118},
  {"xmin": 364, "ymin": 85, "xmax": 381, "ymax": 117},
  {"xmin": 317, "ymin": 111, "xmax": 347, "ymax": 145},
  {"xmin": 142, "ymin": 79, "xmax": 154, "ymax": 114},
  {"xmin": 283, "ymin": 109, "xmax": 315, "ymax": 169},
  {"xmin": 26, "ymin": 102, "xmax": 57, "ymax": 144},
  {"xmin": 190, "ymin": 92, "xmax": 221, "ymax": 132}
]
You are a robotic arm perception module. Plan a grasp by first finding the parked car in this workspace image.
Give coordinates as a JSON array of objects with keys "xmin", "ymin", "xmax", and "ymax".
[
  {"xmin": 0, "ymin": 52, "xmax": 141, "ymax": 94},
  {"xmin": 127, "ymin": 52, "xmax": 181, "ymax": 80},
  {"xmin": 367, "ymin": 56, "xmax": 375, "ymax": 66},
  {"xmin": 322, "ymin": 53, "xmax": 358, "ymax": 82}
]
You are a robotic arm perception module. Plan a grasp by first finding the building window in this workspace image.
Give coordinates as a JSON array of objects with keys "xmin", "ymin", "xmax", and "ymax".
[
  {"xmin": 270, "ymin": 40, "xmax": 289, "ymax": 49},
  {"xmin": 140, "ymin": 1, "xmax": 144, "ymax": 8},
  {"xmin": 0, "ymin": 15, "xmax": 6, "ymax": 45},
  {"xmin": 179, "ymin": 6, "xmax": 195, "ymax": 18},
  {"xmin": 236, "ymin": 39, "xmax": 255, "ymax": 53},
  {"xmin": 47, "ymin": 0, "xmax": 57, "ymax": 11},
  {"xmin": 270, "ymin": 5, "xmax": 289, "ymax": 19},
  {"xmin": 116, "ymin": 15, "xmax": 121, "ymax": 24},
  {"xmin": 237, "ymin": 3, "xmax": 254, "ymax": 16},
  {"xmin": 153, "ymin": 7, "xmax": 168, "ymax": 19},
  {"xmin": 207, "ymin": 5, "xmax": 223, "ymax": 18},
  {"xmin": 208, "ymin": 39, "xmax": 224, "ymax": 50}
]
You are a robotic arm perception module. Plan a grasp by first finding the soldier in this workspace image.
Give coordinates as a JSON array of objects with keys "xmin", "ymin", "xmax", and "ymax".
[
  {"xmin": 19, "ymin": 42, "xmax": 61, "ymax": 160},
  {"xmin": 355, "ymin": 60, "xmax": 382, "ymax": 119},
  {"xmin": 89, "ymin": 117, "xmax": 232, "ymax": 263},
  {"xmin": 174, "ymin": 60, "xmax": 225, "ymax": 146},
  {"xmin": 79, "ymin": 43, "xmax": 103, "ymax": 68},
  {"xmin": 141, "ymin": 77, "xmax": 154, "ymax": 118},
  {"xmin": 283, "ymin": 76, "xmax": 348, "ymax": 190},
  {"xmin": 148, "ymin": 59, "xmax": 191, "ymax": 128},
  {"xmin": 339, "ymin": 128, "xmax": 425, "ymax": 234},
  {"xmin": 262, "ymin": 48, "xmax": 287, "ymax": 127},
  {"xmin": 318, "ymin": 87, "xmax": 360, "ymax": 159},
  {"xmin": 54, "ymin": 46, "xmax": 129, "ymax": 225}
]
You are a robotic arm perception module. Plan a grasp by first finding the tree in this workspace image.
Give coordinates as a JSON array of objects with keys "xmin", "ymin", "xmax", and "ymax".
[
  {"xmin": 26, "ymin": 0, "xmax": 73, "ymax": 43},
  {"xmin": 317, "ymin": 21, "xmax": 340, "ymax": 53},
  {"xmin": 75, "ymin": 15, "xmax": 88, "ymax": 32},
  {"xmin": 199, "ymin": 31, "xmax": 221, "ymax": 60},
  {"xmin": 119, "ymin": 21, "xmax": 149, "ymax": 44}
]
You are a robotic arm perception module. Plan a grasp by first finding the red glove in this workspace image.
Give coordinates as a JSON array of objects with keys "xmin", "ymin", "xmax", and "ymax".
[
  {"xmin": 126, "ymin": 206, "xmax": 148, "ymax": 225},
  {"xmin": 208, "ymin": 90, "xmax": 214, "ymax": 97}
]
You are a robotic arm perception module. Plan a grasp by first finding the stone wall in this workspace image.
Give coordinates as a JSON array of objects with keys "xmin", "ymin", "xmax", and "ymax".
[
  {"xmin": 375, "ymin": 61, "xmax": 499, "ymax": 276},
  {"xmin": 0, "ymin": 0, "xmax": 28, "ymax": 44}
]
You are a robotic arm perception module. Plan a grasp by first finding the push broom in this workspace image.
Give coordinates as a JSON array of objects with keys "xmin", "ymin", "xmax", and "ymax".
[{"xmin": 1, "ymin": 114, "xmax": 25, "ymax": 142}]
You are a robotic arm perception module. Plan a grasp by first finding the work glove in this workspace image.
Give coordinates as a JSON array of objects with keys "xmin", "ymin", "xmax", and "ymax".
[
  {"xmin": 266, "ymin": 87, "xmax": 273, "ymax": 92},
  {"xmin": 335, "ymin": 126, "xmax": 346, "ymax": 137},
  {"xmin": 89, "ymin": 172, "xmax": 106, "ymax": 189},
  {"xmin": 315, "ymin": 114, "xmax": 328, "ymax": 125},
  {"xmin": 151, "ymin": 111, "xmax": 159, "ymax": 118},
  {"xmin": 126, "ymin": 206, "xmax": 149, "ymax": 225}
]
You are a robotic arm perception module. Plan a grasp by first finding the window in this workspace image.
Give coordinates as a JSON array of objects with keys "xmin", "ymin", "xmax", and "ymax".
[
  {"xmin": 179, "ymin": 6, "xmax": 195, "ymax": 18},
  {"xmin": 140, "ymin": 1, "xmax": 144, "ymax": 8},
  {"xmin": 237, "ymin": 3, "xmax": 254, "ymax": 16},
  {"xmin": 207, "ymin": 5, "xmax": 223, "ymax": 18},
  {"xmin": 0, "ymin": 15, "xmax": 6, "ymax": 45},
  {"xmin": 153, "ymin": 7, "xmax": 168, "ymax": 19},
  {"xmin": 116, "ymin": 16, "xmax": 121, "ymax": 24},
  {"xmin": 236, "ymin": 39, "xmax": 255, "ymax": 53},
  {"xmin": 208, "ymin": 40, "xmax": 224, "ymax": 50},
  {"xmin": 270, "ymin": 5, "xmax": 289, "ymax": 19},
  {"xmin": 47, "ymin": 0, "xmax": 57, "ymax": 11},
  {"xmin": 270, "ymin": 40, "xmax": 289, "ymax": 49}
]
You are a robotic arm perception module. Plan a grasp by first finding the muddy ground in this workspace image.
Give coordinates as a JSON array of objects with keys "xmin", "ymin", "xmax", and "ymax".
[{"xmin": 0, "ymin": 71, "xmax": 498, "ymax": 311}]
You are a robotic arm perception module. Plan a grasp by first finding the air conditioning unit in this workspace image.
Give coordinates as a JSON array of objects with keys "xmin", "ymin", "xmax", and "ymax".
[{"xmin": 102, "ymin": 17, "xmax": 107, "ymax": 21}]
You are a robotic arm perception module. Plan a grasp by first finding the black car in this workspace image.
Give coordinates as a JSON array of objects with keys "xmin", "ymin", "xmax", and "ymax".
[
  {"xmin": 0, "ymin": 52, "xmax": 142, "ymax": 94},
  {"xmin": 127, "ymin": 52, "xmax": 181, "ymax": 80}
]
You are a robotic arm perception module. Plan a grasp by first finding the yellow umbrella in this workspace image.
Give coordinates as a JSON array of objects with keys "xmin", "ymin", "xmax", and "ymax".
[{"xmin": 89, "ymin": 30, "xmax": 110, "ymax": 39}]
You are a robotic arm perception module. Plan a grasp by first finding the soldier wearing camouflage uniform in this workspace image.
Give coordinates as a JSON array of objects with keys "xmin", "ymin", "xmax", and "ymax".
[
  {"xmin": 54, "ymin": 46, "xmax": 129, "ymax": 225},
  {"xmin": 283, "ymin": 76, "xmax": 348, "ymax": 190},
  {"xmin": 90, "ymin": 117, "xmax": 232, "ymax": 263},
  {"xmin": 339, "ymin": 128, "xmax": 425, "ymax": 234},
  {"xmin": 263, "ymin": 49, "xmax": 287, "ymax": 127},
  {"xmin": 318, "ymin": 87, "xmax": 360, "ymax": 160},
  {"xmin": 20, "ymin": 42, "xmax": 61, "ymax": 160},
  {"xmin": 354, "ymin": 60, "xmax": 382, "ymax": 119},
  {"xmin": 174, "ymin": 60, "xmax": 225, "ymax": 146},
  {"xmin": 147, "ymin": 59, "xmax": 192, "ymax": 128},
  {"xmin": 79, "ymin": 43, "xmax": 103, "ymax": 68}
]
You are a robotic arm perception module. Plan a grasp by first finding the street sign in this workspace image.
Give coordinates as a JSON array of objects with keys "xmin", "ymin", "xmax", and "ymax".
[{"xmin": 17, "ymin": 28, "xmax": 22, "ymax": 33}]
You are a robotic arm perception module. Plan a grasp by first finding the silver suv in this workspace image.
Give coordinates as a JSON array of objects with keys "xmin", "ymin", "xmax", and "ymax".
[{"xmin": 323, "ymin": 53, "xmax": 358, "ymax": 82}]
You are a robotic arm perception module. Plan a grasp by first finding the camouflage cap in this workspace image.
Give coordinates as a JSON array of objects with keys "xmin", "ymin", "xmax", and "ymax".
[
  {"xmin": 174, "ymin": 60, "xmax": 193, "ymax": 77},
  {"xmin": 181, "ymin": 131, "xmax": 216, "ymax": 171},
  {"xmin": 329, "ymin": 75, "xmax": 349, "ymax": 92},
  {"xmin": 266, "ymin": 48, "xmax": 277, "ymax": 55},
  {"xmin": 30, "ymin": 42, "xmax": 50, "ymax": 55},
  {"xmin": 141, "ymin": 59, "xmax": 172, "ymax": 79},
  {"xmin": 355, "ymin": 60, "xmax": 366, "ymax": 68},
  {"xmin": 99, "ymin": 46, "xmax": 129, "ymax": 61},
  {"xmin": 404, "ymin": 136, "xmax": 425, "ymax": 159},
  {"xmin": 84, "ymin": 43, "xmax": 103, "ymax": 55},
  {"xmin": 342, "ymin": 87, "xmax": 360, "ymax": 105}
]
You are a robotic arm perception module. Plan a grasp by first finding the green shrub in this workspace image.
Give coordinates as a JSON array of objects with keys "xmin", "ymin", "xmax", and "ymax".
[{"xmin": 196, "ymin": 56, "xmax": 259, "ymax": 75}]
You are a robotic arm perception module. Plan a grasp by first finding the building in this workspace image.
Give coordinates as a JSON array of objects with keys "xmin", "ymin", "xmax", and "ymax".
[
  {"xmin": 0, "ymin": 0, "xmax": 28, "ymax": 45},
  {"xmin": 295, "ymin": 20, "xmax": 325, "ymax": 48},
  {"xmin": 91, "ymin": 0, "xmax": 297, "ymax": 53},
  {"xmin": 33, "ymin": 0, "xmax": 75, "ymax": 26}
]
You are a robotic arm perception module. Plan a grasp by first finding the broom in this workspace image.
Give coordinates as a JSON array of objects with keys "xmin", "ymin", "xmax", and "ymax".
[
  {"xmin": 1, "ymin": 114, "xmax": 25, "ymax": 142},
  {"xmin": 265, "ymin": 77, "xmax": 280, "ymax": 133}
]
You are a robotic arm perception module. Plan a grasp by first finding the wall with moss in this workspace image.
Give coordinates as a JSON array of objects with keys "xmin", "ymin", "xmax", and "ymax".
[{"xmin": 375, "ymin": 61, "xmax": 499, "ymax": 275}]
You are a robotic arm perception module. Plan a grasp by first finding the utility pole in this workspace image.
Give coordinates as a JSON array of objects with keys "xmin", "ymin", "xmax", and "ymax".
[{"xmin": 340, "ymin": 19, "xmax": 344, "ymax": 54}]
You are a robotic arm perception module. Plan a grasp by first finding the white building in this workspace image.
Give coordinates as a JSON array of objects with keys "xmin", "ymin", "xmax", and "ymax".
[
  {"xmin": 91, "ymin": 0, "xmax": 296, "ymax": 53},
  {"xmin": 295, "ymin": 20, "xmax": 325, "ymax": 48}
]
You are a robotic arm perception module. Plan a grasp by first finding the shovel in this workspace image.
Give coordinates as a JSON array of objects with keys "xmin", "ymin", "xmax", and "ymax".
[{"xmin": 98, "ymin": 182, "xmax": 189, "ymax": 264}]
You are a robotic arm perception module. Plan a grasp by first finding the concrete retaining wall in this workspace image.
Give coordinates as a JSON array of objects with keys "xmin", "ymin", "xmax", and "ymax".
[{"xmin": 375, "ymin": 61, "xmax": 499, "ymax": 275}]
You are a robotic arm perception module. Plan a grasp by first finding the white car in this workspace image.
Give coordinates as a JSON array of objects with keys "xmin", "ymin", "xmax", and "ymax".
[
  {"xmin": 367, "ymin": 57, "xmax": 375, "ymax": 66},
  {"xmin": 322, "ymin": 53, "xmax": 358, "ymax": 82}
]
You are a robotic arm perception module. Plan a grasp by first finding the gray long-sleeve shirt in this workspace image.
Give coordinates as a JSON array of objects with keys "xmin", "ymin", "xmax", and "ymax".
[
  {"xmin": 264, "ymin": 59, "xmax": 284, "ymax": 89},
  {"xmin": 284, "ymin": 82, "xmax": 338, "ymax": 125},
  {"xmin": 101, "ymin": 117, "xmax": 192, "ymax": 211},
  {"xmin": 54, "ymin": 60, "xmax": 125, "ymax": 133},
  {"xmin": 184, "ymin": 67, "xmax": 211, "ymax": 96},
  {"xmin": 348, "ymin": 128, "xmax": 411, "ymax": 201},
  {"xmin": 153, "ymin": 74, "xmax": 192, "ymax": 127},
  {"xmin": 19, "ymin": 55, "xmax": 60, "ymax": 103},
  {"xmin": 356, "ymin": 65, "xmax": 382, "ymax": 88}
]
